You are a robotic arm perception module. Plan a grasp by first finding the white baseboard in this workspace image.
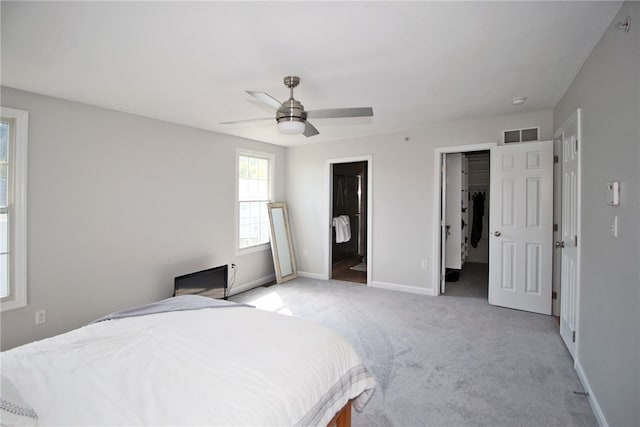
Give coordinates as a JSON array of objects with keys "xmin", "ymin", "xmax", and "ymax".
[
  {"xmin": 297, "ymin": 271, "xmax": 329, "ymax": 280},
  {"xmin": 575, "ymin": 358, "xmax": 608, "ymax": 427},
  {"xmin": 298, "ymin": 274, "xmax": 437, "ymax": 297},
  {"xmin": 370, "ymin": 281, "xmax": 437, "ymax": 296},
  {"xmin": 227, "ymin": 274, "xmax": 275, "ymax": 297}
]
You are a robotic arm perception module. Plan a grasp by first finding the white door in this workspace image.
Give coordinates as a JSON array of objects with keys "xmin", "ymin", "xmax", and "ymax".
[
  {"xmin": 445, "ymin": 154, "xmax": 463, "ymax": 270},
  {"xmin": 489, "ymin": 141, "xmax": 553, "ymax": 314},
  {"xmin": 557, "ymin": 110, "xmax": 581, "ymax": 357}
]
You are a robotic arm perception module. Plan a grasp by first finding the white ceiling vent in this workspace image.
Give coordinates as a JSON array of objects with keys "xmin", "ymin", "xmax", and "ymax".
[{"xmin": 503, "ymin": 127, "xmax": 539, "ymax": 144}]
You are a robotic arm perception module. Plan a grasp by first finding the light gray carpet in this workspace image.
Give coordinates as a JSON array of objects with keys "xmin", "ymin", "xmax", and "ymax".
[
  {"xmin": 230, "ymin": 278, "xmax": 596, "ymax": 426},
  {"xmin": 444, "ymin": 262, "xmax": 489, "ymax": 299}
]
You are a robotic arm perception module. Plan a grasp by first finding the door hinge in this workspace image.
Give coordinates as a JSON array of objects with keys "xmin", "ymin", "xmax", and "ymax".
[
  {"xmin": 553, "ymin": 223, "xmax": 558, "ymax": 232},
  {"xmin": 554, "ymin": 155, "xmax": 559, "ymax": 164},
  {"xmin": 552, "ymin": 291, "xmax": 557, "ymax": 300},
  {"xmin": 575, "ymin": 139, "xmax": 579, "ymax": 152},
  {"xmin": 572, "ymin": 330, "xmax": 576, "ymax": 342}
]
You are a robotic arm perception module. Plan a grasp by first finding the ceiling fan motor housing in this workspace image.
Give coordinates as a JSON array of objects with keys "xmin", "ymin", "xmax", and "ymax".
[{"xmin": 276, "ymin": 98, "xmax": 307, "ymax": 123}]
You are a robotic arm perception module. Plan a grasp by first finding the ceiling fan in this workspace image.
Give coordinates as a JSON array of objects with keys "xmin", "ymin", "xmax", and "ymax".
[{"xmin": 221, "ymin": 76, "xmax": 373, "ymax": 137}]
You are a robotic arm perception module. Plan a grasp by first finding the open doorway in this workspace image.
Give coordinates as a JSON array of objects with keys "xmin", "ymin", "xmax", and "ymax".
[
  {"xmin": 330, "ymin": 161, "xmax": 368, "ymax": 284},
  {"xmin": 433, "ymin": 142, "xmax": 496, "ymax": 298},
  {"xmin": 443, "ymin": 151, "xmax": 490, "ymax": 298},
  {"xmin": 435, "ymin": 141, "xmax": 554, "ymax": 315}
]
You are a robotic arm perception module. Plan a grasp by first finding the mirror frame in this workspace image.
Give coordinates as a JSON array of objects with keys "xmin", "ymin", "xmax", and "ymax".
[{"xmin": 267, "ymin": 202, "xmax": 298, "ymax": 283}]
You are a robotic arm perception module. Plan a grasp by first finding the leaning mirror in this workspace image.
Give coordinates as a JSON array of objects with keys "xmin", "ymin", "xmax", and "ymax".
[{"xmin": 267, "ymin": 202, "xmax": 297, "ymax": 283}]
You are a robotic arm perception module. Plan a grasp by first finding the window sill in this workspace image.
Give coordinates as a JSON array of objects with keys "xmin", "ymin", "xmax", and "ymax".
[
  {"xmin": 236, "ymin": 242, "xmax": 271, "ymax": 257},
  {"xmin": 1, "ymin": 297, "xmax": 27, "ymax": 313}
]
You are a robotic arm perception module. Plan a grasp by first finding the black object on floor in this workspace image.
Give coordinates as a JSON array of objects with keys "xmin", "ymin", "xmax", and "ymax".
[{"xmin": 445, "ymin": 268, "xmax": 460, "ymax": 282}]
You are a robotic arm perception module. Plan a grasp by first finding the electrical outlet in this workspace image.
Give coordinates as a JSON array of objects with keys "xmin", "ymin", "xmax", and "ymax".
[{"xmin": 35, "ymin": 310, "xmax": 46, "ymax": 325}]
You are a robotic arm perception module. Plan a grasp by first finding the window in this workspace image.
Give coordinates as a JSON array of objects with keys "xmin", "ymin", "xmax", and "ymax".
[
  {"xmin": 237, "ymin": 151, "xmax": 273, "ymax": 251},
  {"xmin": 0, "ymin": 107, "xmax": 28, "ymax": 312}
]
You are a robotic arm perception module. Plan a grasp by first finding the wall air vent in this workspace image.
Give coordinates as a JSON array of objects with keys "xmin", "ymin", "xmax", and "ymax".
[{"xmin": 503, "ymin": 127, "xmax": 539, "ymax": 144}]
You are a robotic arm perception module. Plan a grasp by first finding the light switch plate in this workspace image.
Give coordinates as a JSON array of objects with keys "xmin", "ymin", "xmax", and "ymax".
[{"xmin": 606, "ymin": 181, "xmax": 620, "ymax": 205}]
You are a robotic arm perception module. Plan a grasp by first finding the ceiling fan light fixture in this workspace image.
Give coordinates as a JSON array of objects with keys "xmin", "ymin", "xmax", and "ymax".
[
  {"xmin": 276, "ymin": 96, "xmax": 306, "ymax": 135},
  {"xmin": 224, "ymin": 75, "xmax": 373, "ymax": 138},
  {"xmin": 277, "ymin": 118, "xmax": 306, "ymax": 135}
]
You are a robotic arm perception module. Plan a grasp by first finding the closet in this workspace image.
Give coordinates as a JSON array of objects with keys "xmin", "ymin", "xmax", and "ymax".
[
  {"xmin": 444, "ymin": 151, "xmax": 490, "ymax": 282},
  {"xmin": 466, "ymin": 152, "xmax": 490, "ymax": 264}
]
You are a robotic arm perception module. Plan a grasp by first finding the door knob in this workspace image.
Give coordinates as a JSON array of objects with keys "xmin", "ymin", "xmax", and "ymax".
[
  {"xmin": 493, "ymin": 231, "xmax": 501, "ymax": 237},
  {"xmin": 555, "ymin": 241, "xmax": 565, "ymax": 248}
]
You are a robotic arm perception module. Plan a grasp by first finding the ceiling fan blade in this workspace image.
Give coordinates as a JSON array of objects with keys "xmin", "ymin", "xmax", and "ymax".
[
  {"xmin": 303, "ymin": 121, "xmax": 320, "ymax": 137},
  {"xmin": 246, "ymin": 90, "xmax": 286, "ymax": 111},
  {"xmin": 306, "ymin": 107, "xmax": 373, "ymax": 119},
  {"xmin": 220, "ymin": 117, "xmax": 273, "ymax": 125}
]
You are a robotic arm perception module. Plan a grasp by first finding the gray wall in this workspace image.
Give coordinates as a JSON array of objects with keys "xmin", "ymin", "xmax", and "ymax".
[
  {"xmin": 286, "ymin": 110, "xmax": 553, "ymax": 293},
  {"xmin": 554, "ymin": 2, "xmax": 639, "ymax": 425},
  {"xmin": 0, "ymin": 87, "xmax": 286, "ymax": 350}
]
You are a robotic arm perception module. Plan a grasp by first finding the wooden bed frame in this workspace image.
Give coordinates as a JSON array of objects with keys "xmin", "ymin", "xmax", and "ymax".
[{"xmin": 327, "ymin": 400, "xmax": 352, "ymax": 427}]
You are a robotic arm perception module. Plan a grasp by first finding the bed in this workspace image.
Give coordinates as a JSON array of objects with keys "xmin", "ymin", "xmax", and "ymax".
[{"xmin": 0, "ymin": 295, "xmax": 375, "ymax": 426}]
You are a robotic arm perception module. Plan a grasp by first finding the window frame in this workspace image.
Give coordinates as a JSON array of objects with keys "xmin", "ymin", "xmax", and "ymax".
[
  {"xmin": 0, "ymin": 107, "xmax": 28, "ymax": 312},
  {"xmin": 235, "ymin": 149, "xmax": 274, "ymax": 255}
]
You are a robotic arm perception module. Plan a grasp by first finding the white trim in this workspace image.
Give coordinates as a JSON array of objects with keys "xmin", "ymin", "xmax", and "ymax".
[
  {"xmin": 0, "ymin": 107, "xmax": 28, "ymax": 312},
  {"xmin": 370, "ymin": 281, "xmax": 436, "ymax": 296},
  {"xmin": 575, "ymin": 358, "xmax": 608, "ymax": 427},
  {"xmin": 236, "ymin": 242, "xmax": 270, "ymax": 256},
  {"xmin": 226, "ymin": 273, "xmax": 276, "ymax": 297},
  {"xmin": 325, "ymin": 155, "xmax": 373, "ymax": 285},
  {"xmin": 297, "ymin": 270, "xmax": 329, "ymax": 280},
  {"xmin": 235, "ymin": 148, "xmax": 275, "ymax": 256},
  {"xmin": 551, "ymin": 137, "xmax": 562, "ymax": 317},
  {"xmin": 432, "ymin": 142, "xmax": 497, "ymax": 296}
]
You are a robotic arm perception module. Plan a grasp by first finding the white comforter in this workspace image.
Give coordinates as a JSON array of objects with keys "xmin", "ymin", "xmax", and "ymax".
[{"xmin": 1, "ymin": 305, "xmax": 375, "ymax": 426}]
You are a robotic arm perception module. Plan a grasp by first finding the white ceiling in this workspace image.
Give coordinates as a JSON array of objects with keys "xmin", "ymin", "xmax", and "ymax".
[{"xmin": 1, "ymin": 1, "xmax": 621, "ymax": 147}]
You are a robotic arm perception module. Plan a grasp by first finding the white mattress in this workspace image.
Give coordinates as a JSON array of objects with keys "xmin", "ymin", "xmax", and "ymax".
[{"xmin": 1, "ymin": 305, "xmax": 375, "ymax": 426}]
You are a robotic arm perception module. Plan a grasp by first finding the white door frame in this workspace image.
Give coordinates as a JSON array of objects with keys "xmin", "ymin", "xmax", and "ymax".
[
  {"xmin": 432, "ymin": 143, "xmax": 497, "ymax": 295},
  {"xmin": 326, "ymin": 155, "xmax": 373, "ymax": 285}
]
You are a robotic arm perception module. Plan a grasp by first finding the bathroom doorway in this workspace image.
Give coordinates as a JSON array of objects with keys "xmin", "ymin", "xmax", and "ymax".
[{"xmin": 329, "ymin": 159, "xmax": 369, "ymax": 284}]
